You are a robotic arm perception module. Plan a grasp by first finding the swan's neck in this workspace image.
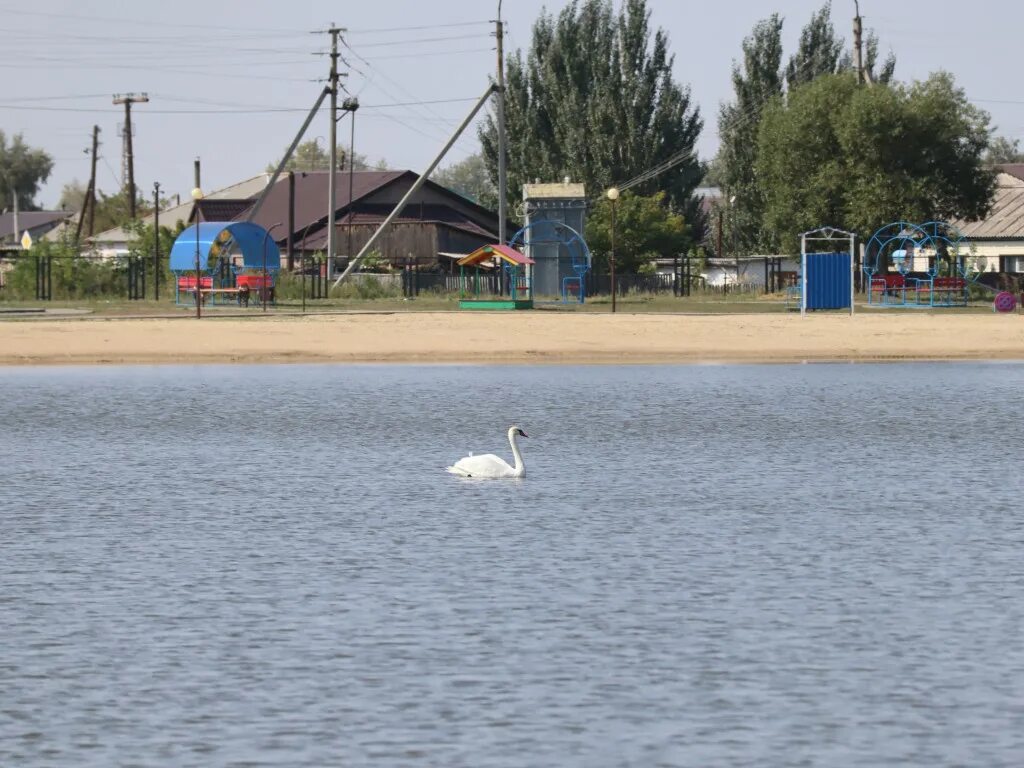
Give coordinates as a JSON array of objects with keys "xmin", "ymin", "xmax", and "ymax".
[{"xmin": 508, "ymin": 431, "xmax": 525, "ymax": 475}]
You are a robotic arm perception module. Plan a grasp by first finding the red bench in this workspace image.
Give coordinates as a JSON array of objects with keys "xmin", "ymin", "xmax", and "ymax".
[
  {"xmin": 177, "ymin": 276, "xmax": 213, "ymax": 291},
  {"xmin": 870, "ymin": 274, "xmax": 905, "ymax": 300},
  {"xmin": 236, "ymin": 274, "xmax": 274, "ymax": 289}
]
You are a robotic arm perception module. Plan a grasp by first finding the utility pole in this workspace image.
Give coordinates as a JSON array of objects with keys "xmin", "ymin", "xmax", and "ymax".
[
  {"xmin": 853, "ymin": 1, "xmax": 872, "ymax": 86},
  {"xmin": 326, "ymin": 25, "xmax": 344, "ymax": 279},
  {"xmin": 494, "ymin": 1, "xmax": 508, "ymax": 245},
  {"xmin": 76, "ymin": 126, "xmax": 100, "ymax": 242},
  {"xmin": 153, "ymin": 181, "xmax": 161, "ymax": 301},
  {"xmin": 113, "ymin": 93, "xmax": 148, "ymax": 219}
]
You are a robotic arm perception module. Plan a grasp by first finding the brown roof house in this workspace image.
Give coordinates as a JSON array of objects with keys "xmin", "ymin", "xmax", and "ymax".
[{"xmin": 191, "ymin": 170, "xmax": 499, "ymax": 272}]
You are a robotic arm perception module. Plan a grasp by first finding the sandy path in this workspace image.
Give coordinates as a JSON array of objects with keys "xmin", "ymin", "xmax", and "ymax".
[{"xmin": 1, "ymin": 312, "xmax": 1023, "ymax": 365}]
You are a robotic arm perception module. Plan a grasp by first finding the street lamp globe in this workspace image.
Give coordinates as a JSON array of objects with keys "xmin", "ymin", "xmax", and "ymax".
[
  {"xmin": 191, "ymin": 187, "xmax": 204, "ymax": 201},
  {"xmin": 606, "ymin": 187, "xmax": 620, "ymax": 202}
]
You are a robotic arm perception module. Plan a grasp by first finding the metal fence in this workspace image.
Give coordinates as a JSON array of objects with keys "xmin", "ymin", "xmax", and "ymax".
[{"xmin": 1, "ymin": 252, "xmax": 786, "ymax": 305}]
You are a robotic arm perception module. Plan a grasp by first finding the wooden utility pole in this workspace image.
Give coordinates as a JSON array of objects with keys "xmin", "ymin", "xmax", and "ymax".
[
  {"xmin": 76, "ymin": 125, "xmax": 100, "ymax": 242},
  {"xmin": 113, "ymin": 93, "xmax": 149, "ymax": 219},
  {"xmin": 495, "ymin": 1, "xmax": 508, "ymax": 244}
]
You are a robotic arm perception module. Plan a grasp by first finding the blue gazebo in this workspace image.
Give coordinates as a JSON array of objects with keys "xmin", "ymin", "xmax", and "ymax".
[{"xmin": 169, "ymin": 221, "xmax": 282, "ymax": 306}]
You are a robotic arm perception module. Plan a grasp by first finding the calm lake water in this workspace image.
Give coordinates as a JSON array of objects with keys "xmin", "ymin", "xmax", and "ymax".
[{"xmin": 2, "ymin": 363, "xmax": 1023, "ymax": 767}]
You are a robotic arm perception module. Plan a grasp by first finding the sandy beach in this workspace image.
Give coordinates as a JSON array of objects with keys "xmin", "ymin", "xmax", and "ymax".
[{"xmin": 1, "ymin": 311, "xmax": 1023, "ymax": 366}]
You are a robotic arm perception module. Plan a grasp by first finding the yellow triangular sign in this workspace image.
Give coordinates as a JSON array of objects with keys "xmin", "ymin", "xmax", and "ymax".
[{"xmin": 20, "ymin": 230, "xmax": 32, "ymax": 250}]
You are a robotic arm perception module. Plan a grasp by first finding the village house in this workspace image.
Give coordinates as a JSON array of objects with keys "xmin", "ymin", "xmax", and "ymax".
[
  {"xmin": 62, "ymin": 170, "xmax": 499, "ymax": 271},
  {"xmin": 955, "ymin": 164, "xmax": 1024, "ymax": 282}
]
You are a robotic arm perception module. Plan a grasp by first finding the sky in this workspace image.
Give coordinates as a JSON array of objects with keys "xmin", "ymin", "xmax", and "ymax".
[{"xmin": 3, "ymin": 0, "xmax": 1022, "ymax": 209}]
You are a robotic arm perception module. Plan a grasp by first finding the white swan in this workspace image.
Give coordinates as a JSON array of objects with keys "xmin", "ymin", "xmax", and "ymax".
[{"xmin": 447, "ymin": 426, "xmax": 528, "ymax": 478}]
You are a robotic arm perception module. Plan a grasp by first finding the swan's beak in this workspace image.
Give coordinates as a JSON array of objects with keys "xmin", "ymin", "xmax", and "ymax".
[{"xmin": 518, "ymin": 429, "xmax": 528, "ymax": 438}]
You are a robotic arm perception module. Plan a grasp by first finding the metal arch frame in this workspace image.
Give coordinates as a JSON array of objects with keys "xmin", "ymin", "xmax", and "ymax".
[
  {"xmin": 799, "ymin": 226, "xmax": 857, "ymax": 317},
  {"xmin": 507, "ymin": 219, "xmax": 593, "ymax": 303},
  {"xmin": 864, "ymin": 220, "xmax": 970, "ymax": 308}
]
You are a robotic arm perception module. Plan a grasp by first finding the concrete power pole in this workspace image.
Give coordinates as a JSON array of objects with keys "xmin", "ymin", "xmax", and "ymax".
[
  {"xmin": 495, "ymin": 1, "xmax": 508, "ymax": 245},
  {"xmin": 326, "ymin": 25, "xmax": 344, "ymax": 279},
  {"xmin": 113, "ymin": 93, "xmax": 149, "ymax": 219},
  {"xmin": 853, "ymin": 2, "xmax": 873, "ymax": 86}
]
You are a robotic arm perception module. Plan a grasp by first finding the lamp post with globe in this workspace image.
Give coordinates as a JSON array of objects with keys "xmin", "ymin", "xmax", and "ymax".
[
  {"xmin": 191, "ymin": 186, "xmax": 203, "ymax": 319},
  {"xmin": 606, "ymin": 186, "xmax": 619, "ymax": 313}
]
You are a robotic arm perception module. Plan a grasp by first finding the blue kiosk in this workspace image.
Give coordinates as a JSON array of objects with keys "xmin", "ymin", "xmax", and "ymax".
[{"xmin": 169, "ymin": 221, "xmax": 281, "ymax": 306}]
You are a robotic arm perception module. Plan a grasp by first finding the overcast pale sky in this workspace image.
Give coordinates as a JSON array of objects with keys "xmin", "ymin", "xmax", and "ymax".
[{"xmin": 2, "ymin": 0, "xmax": 1020, "ymax": 208}]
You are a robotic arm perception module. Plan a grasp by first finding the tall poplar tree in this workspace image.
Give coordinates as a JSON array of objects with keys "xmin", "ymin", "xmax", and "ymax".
[
  {"xmin": 785, "ymin": 2, "xmax": 846, "ymax": 89},
  {"xmin": 716, "ymin": 15, "xmax": 784, "ymax": 256},
  {"xmin": 479, "ymin": 0, "xmax": 703, "ymax": 224}
]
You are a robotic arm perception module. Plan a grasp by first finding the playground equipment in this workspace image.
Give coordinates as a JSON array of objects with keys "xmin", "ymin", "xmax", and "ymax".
[
  {"xmin": 863, "ymin": 221, "xmax": 970, "ymax": 308},
  {"xmin": 169, "ymin": 221, "xmax": 281, "ymax": 307},
  {"xmin": 994, "ymin": 291, "xmax": 1018, "ymax": 313},
  {"xmin": 457, "ymin": 244, "xmax": 534, "ymax": 310},
  {"xmin": 507, "ymin": 220, "xmax": 592, "ymax": 303},
  {"xmin": 791, "ymin": 227, "xmax": 856, "ymax": 316}
]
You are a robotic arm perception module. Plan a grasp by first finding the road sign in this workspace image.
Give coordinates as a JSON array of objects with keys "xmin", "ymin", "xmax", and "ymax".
[{"xmin": 20, "ymin": 231, "xmax": 32, "ymax": 250}]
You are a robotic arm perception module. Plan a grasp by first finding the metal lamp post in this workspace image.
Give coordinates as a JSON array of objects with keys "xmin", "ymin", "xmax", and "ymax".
[
  {"xmin": 606, "ymin": 186, "xmax": 619, "ymax": 313},
  {"xmin": 342, "ymin": 97, "xmax": 360, "ymax": 266},
  {"xmin": 191, "ymin": 186, "xmax": 203, "ymax": 319},
  {"xmin": 262, "ymin": 222, "xmax": 283, "ymax": 313}
]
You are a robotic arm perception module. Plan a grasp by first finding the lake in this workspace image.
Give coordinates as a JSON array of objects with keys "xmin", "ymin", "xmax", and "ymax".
[{"xmin": 2, "ymin": 362, "xmax": 1023, "ymax": 767}]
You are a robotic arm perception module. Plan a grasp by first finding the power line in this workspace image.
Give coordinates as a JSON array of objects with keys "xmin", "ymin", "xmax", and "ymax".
[
  {"xmin": 0, "ymin": 97, "xmax": 479, "ymax": 115},
  {"xmin": 0, "ymin": 5, "xmax": 309, "ymax": 35},
  {"xmin": 347, "ymin": 21, "xmax": 490, "ymax": 34},
  {"xmin": 348, "ymin": 33, "xmax": 483, "ymax": 49}
]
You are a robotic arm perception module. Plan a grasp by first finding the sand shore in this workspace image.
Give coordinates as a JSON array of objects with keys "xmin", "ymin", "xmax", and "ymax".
[{"xmin": 1, "ymin": 311, "xmax": 1023, "ymax": 366}]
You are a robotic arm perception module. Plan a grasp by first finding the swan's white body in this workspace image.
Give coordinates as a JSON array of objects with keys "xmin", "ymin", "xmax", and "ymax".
[{"xmin": 447, "ymin": 426, "xmax": 527, "ymax": 478}]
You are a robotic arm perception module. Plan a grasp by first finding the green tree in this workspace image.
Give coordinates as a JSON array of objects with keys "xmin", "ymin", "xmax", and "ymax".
[
  {"xmin": 784, "ymin": 3, "xmax": 896, "ymax": 89},
  {"xmin": 986, "ymin": 136, "xmax": 1024, "ymax": 164},
  {"xmin": 58, "ymin": 180, "xmax": 88, "ymax": 212},
  {"xmin": 89, "ymin": 188, "xmax": 153, "ymax": 233},
  {"xmin": 584, "ymin": 191, "xmax": 688, "ymax": 273},
  {"xmin": 757, "ymin": 72, "xmax": 995, "ymax": 252},
  {"xmin": 480, "ymin": 0, "xmax": 703, "ymax": 220},
  {"xmin": 266, "ymin": 139, "xmax": 376, "ymax": 173},
  {"xmin": 0, "ymin": 131, "xmax": 54, "ymax": 211},
  {"xmin": 863, "ymin": 31, "xmax": 897, "ymax": 85},
  {"xmin": 717, "ymin": 14, "xmax": 784, "ymax": 256},
  {"xmin": 785, "ymin": 2, "xmax": 846, "ymax": 89},
  {"xmin": 431, "ymin": 152, "xmax": 496, "ymax": 209}
]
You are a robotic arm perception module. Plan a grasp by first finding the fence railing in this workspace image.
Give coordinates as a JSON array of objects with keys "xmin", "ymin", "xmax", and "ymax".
[{"xmin": 1, "ymin": 252, "xmax": 792, "ymax": 304}]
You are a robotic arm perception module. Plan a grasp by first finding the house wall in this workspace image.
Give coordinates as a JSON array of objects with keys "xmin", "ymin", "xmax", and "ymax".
[
  {"xmin": 963, "ymin": 241, "xmax": 1024, "ymax": 273},
  {"xmin": 329, "ymin": 223, "xmax": 494, "ymax": 265},
  {"xmin": 332, "ymin": 223, "xmax": 439, "ymax": 262},
  {"xmin": 363, "ymin": 183, "xmax": 498, "ymax": 234},
  {"xmin": 702, "ymin": 258, "xmax": 800, "ymax": 287}
]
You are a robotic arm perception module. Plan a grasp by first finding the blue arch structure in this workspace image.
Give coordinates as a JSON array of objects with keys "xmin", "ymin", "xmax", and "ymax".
[
  {"xmin": 169, "ymin": 221, "xmax": 282, "ymax": 306},
  {"xmin": 864, "ymin": 220, "xmax": 971, "ymax": 307},
  {"xmin": 507, "ymin": 220, "xmax": 592, "ymax": 303}
]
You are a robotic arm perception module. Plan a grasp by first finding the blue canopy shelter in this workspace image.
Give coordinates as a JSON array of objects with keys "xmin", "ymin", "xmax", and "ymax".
[{"xmin": 169, "ymin": 221, "xmax": 282, "ymax": 306}]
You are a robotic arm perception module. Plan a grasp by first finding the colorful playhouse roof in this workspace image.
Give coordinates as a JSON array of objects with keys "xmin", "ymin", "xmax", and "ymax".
[{"xmin": 457, "ymin": 244, "xmax": 534, "ymax": 267}]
